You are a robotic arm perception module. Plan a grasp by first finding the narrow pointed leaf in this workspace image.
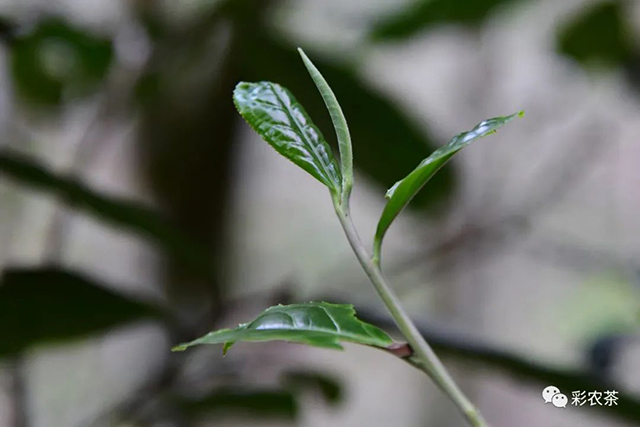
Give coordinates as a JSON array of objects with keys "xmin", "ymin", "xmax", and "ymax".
[
  {"xmin": 233, "ymin": 81, "xmax": 342, "ymax": 193},
  {"xmin": 172, "ymin": 302, "xmax": 394, "ymax": 353},
  {"xmin": 373, "ymin": 112, "xmax": 523, "ymax": 260},
  {"xmin": 298, "ymin": 48, "xmax": 353, "ymax": 200},
  {"xmin": 238, "ymin": 34, "xmax": 455, "ymax": 213}
]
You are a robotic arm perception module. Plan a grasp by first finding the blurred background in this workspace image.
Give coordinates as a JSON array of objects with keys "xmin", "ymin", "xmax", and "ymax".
[{"xmin": 0, "ymin": 0, "xmax": 639, "ymax": 426}]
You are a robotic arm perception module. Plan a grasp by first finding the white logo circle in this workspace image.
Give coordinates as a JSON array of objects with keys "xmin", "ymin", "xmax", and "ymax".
[{"xmin": 542, "ymin": 385, "xmax": 560, "ymax": 404}]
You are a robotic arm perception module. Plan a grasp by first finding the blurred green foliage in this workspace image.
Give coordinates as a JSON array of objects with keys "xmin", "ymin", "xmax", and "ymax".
[
  {"xmin": 282, "ymin": 370, "xmax": 343, "ymax": 405},
  {"xmin": 11, "ymin": 18, "xmax": 113, "ymax": 106},
  {"xmin": 557, "ymin": 1, "xmax": 633, "ymax": 68},
  {"xmin": 0, "ymin": 268, "xmax": 155, "ymax": 356},
  {"xmin": 371, "ymin": 0, "xmax": 525, "ymax": 40},
  {"xmin": 181, "ymin": 371, "xmax": 343, "ymax": 421},
  {"xmin": 182, "ymin": 388, "xmax": 299, "ymax": 419},
  {"xmin": 560, "ymin": 273, "xmax": 640, "ymax": 340},
  {"xmin": 0, "ymin": 150, "xmax": 211, "ymax": 275}
]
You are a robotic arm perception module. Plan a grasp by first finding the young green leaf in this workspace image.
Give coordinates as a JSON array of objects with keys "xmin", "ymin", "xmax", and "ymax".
[
  {"xmin": 238, "ymin": 35, "xmax": 456, "ymax": 211},
  {"xmin": 298, "ymin": 48, "xmax": 353, "ymax": 202},
  {"xmin": 233, "ymin": 81, "xmax": 342, "ymax": 194},
  {"xmin": 373, "ymin": 112, "xmax": 524, "ymax": 262},
  {"xmin": 172, "ymin": 302, "xmax": 394, "ymax": 354}
]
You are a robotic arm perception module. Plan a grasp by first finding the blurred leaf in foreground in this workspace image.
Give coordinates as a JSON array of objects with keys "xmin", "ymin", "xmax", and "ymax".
[
  {"xmin": 557, "ymin": 1, "xmax": 633, "ymax": 68},
  {"xmin": 557, "ymin": 2, "xmax": 640, "ymax": 94},
  {"xmin": 10, "ymin": 18, "xmax": 113, "ymax": 106},
  {"xmin": 173, "ymin": 302, "xmax": 394, "ymax": 354},
  {"xmin": 0, "ymin": 150, "xmax": 210, "ymax": 274},
  {"xmin": 559, "ymin": 273, "xmax": 640, "ymax": 341},
  {"xmin": 370, "ymin": 0, "xmax": 525, "ymax": 41},
  {"xmin": 182, "ymin": 388, "xmax": 298, "ymax": 419},
  {"xmin": 0, "ymin": 267, "xmax": 156, "ymax": 357},
  {"xmin": 282, "ymin": 370, "xmax": 343, "ymax": 405}
]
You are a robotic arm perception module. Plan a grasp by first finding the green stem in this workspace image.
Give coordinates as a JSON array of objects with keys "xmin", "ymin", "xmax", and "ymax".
[{"xmin": 333, "ymin": 199, "xmax": 488, "ymax": 427}]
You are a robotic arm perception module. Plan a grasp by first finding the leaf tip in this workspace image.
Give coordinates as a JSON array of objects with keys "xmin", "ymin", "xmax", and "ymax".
[
  {"xmin": 517, "ymin": 110, "xmax": 525, "ymax": 118},
  {"xmin": 222, "ymin": 341, "xmax": 234, "ymax": 356},
  {"xmin": 233, "ymin": 81, "xmax": 248, "ymax": 92},
  {"xmin": 297, "ymin": 47, "xmax": 309, "ymax": 61},
  {"xmin": 385, "ymin": 181, "xmax": 400, "ymax": 199},
  {"xmin": 171, "ymin": 344, "xmax": 187, "ymax": 352}
]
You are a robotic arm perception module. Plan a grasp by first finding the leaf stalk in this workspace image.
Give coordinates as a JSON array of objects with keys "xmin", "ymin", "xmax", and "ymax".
[{"xmin": 333, "ymin": 200, "xmax": 488, "ymax": 427}]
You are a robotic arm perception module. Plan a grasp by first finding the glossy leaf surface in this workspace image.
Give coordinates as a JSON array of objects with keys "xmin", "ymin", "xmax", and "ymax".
[
  {"xmin": 298, "ymin": 48, "xmax": 353, "ymax": 200},
  {"xmin": 374, "ymin": 112, "xmax": 523, "ymax": 259},
  {"xmin": 173, "ymin": 302, "xmax": 393, "ymax": 353},
  {"xmin": 238, "ymin": 35, "xmax": 454, "ymax": 213},
  {"xmin": 234, "ymin": 81, "xmax": 342, "ymax": 193}
]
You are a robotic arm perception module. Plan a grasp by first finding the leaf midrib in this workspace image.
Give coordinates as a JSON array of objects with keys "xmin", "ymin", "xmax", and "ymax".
[
  {"xmin": 267, "ymin": 82, "xmax": 339, "ymax": 191},
  {"xmin": 247, "ymin": 306, "xmax": 383, "ymax": 345}
]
